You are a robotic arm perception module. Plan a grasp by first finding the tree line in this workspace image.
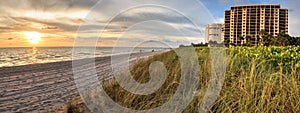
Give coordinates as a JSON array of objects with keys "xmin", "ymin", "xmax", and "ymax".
[
  {"xmin": 183, "ymin": 30, "xmax": 300, "ymax": 48},
  {"xmin": 256, "ymin": 30, "xmax": 300, "ymax": 46},
  {"xmin": 230, "ymin": 30, "xmax": 300, "ymax": 47}
]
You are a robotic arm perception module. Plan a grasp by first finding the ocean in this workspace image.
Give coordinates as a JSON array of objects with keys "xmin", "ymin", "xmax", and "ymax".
[{"xmin": 0, "ymin": 47, "xmax": 166, "ymax": 67}]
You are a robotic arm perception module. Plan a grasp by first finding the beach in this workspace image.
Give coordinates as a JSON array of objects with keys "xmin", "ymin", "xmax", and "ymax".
[{"xmin": 0, "ymin": 52, "xmax": 158, "ymax": 112}]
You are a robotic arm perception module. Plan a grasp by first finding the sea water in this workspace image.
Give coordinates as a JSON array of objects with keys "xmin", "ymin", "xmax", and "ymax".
[{"xmin": 0, "ymin": 47, "xmax": 166, "ymax": 67}]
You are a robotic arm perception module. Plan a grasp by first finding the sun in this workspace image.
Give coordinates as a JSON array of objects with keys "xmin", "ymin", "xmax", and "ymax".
[{"xmin": 25, "ymin": 32, "xmax": 42, "ymax": 44}]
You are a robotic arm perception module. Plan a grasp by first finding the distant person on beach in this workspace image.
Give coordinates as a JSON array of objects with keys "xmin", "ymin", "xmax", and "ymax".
[{"xmin": 152, "ymin": 49, "xmax": 154, "ymax": 52}]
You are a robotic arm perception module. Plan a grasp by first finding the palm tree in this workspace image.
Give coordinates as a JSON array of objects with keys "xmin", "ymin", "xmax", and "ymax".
[
  {"xmin": 288, "ymin": 36, "xmax": 297, "ymax": 46},
  {"xmin": 270, "ymin": 37, "xmax": 279, "ymax": 46},
  {"xmin": 245, "ymin": 35, "xmax": 252, "ymax": 46},
  {"xmin": 237, "ymin": 36, "xmax": 245, "ymax": 46},
  {"xmin": 264, "ymin": 34, "xmax": 273, "ymax": 46},
  {"xmin": 277, "ymin": 31, "xmax": 289, "ymax": 46},
  {"xmin": 258, "ymin": 30, "xmax": 267, "ymax": 46},
  {"xmin": 224, "ymin": 38, "xmax": 230, "ymax": 47}
]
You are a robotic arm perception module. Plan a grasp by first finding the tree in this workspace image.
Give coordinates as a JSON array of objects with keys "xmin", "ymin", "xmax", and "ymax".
[
  {"xmin": 224, "ymin": 38, "xmax": 230, "ymax": 47},
  {"xmin": 296, "ymin": 37, "xmax": 300, "ymax": 45},
  {"xmin": 264, "ymin": 34, "xmax": 273, "ymax": 46},
  {"xmin": 208, "ymin": 40, "xmax": 219, "ymax": 47},
  {"xmin": 270, "ymin": 37, "xmax": 279, "ymax": 46},
  {"xmin": 258, "ymin": 30, "xmax": 267, "ymax": 46},
  {"xmin": 245, "ymin": 35, "xmax": 252, "ymax": 46},
  {"xmin": 191, "ymin": 42, "xmax": 208, "ymax": 47},
  {"xmin": 288, "ymin": 36, "xmax": 297, "ymax": 46},
  {"xmin": 229, "ymin": 42, "xmax": 236, "ymax": 47},
  {"xmin": 277, "ymin": 31, "xmax": 289, "ymax": 46},
  {"xmin": 179, "ymin": 44, "xmax": 186, "ymax": 48},
  {"xmin": 237, "ymin": 36, "xmax": 244, "ymax": 46}
]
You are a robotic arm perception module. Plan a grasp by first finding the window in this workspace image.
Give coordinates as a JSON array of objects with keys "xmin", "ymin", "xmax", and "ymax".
[
  {"xmin": 210, "ymin": 34, "xmax": 219, "ymax": 36},
  {"xmin": 210, "ymin": 27, "xmax": 219, "ymax": 30}
]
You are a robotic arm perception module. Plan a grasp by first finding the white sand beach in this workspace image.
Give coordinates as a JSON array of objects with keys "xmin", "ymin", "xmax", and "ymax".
[{"xmin": 0, "ymin": 52, "xmax": 159, "ymax": 112}]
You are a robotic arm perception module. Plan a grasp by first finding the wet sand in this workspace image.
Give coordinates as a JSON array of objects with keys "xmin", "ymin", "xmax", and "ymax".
[{"xmin": 0, "ymin": 52, "xmax": 158, "ymax": 112}]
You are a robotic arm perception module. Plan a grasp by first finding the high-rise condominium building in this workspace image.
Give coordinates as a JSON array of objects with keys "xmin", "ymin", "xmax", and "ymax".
[
  {"xmin": 205, "ymin": 24, "xmax": 224, "ymax": 43},
  {"xmin": 224, "ymin": 4, "xmax": 288, "ymax": 46}
]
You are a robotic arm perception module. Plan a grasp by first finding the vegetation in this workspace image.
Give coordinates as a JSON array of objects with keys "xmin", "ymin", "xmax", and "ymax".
[
  {"xmin": 229, "ymin": 46, "xmax": 300, "ymax": 71},
  {"xmin": 185, "ymin": 30, "xmax": 300, "ymax": 48},
  {"xmin": 179, "ymin": 42, "xmax": 208, "ymax": 47},
  {"xmin": 63, "ymin": 46, "xmax": 300, "ymax": 112},
  {"xmin": 192, "ymin": 42, "xmax": 209, "ymax": 47},
  {"xmin": 231, "ymin": 30, "xmax": 300, "ymax": 47}
]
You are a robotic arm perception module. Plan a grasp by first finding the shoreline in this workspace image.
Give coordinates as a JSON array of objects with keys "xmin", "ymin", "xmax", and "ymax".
[
  {"xmin": 0, "ymin": 51, "xmax": 160, "ymax": 72},
  {"xmin": 0, "ymin": 51, "xmax": 163, "ymax": 112}
]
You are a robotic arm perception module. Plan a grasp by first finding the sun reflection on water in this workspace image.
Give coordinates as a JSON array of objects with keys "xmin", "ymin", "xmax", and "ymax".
[{"xmin": 31, "ymin": 47, "xmax": 37, "ymax": 64}]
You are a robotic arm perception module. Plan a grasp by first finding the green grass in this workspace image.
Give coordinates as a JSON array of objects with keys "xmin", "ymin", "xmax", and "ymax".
[{"xmin": 68, "ymin": 46, "xmax": 300, "ymax": 112}]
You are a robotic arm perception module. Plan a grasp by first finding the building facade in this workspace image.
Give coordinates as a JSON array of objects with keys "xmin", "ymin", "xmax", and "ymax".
[
  {"xmin": 205, "ymin": 24, "xmax": 224, "ymax": 43},
  {"xmin": 224, "ymin": 4, "xmax": 288, "ymax": 46}
]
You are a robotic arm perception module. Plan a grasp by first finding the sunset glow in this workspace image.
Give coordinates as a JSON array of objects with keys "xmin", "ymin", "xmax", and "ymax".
[
  {"xmin": 25, "ymin": 32, "xmax": 42, "ymax": 44},
  {"xmin": 25, "ymin": 12, "xmax": 54, "ymax": 19},
  {"xmin": 68, "ymin": 12, "xmax": 88, "ymax": 19},
  {"xmin": 0, "ymin": 0, "xmax": 298, "ymax": 48}
]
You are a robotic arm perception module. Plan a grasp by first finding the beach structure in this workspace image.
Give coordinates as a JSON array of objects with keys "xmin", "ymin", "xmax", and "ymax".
[
  {"xmin": 224, "ymin": 4, "xmax": 288, "ymax": 46},
  {"xmin": 205, "ymin": 24, "xmax": 224, "ymax": 43}
]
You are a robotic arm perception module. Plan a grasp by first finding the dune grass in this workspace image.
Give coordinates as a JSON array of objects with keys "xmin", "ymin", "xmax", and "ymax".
[{"xmin": 65, "ymin": 46, "xmax": 300, "ymax": 112}]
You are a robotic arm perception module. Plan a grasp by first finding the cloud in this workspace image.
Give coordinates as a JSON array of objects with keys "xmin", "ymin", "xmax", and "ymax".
[
  {"xmin": 281, "ymin": 1, "xmax": 300, "ymax": 36},
  {"xmin": 0, "ymin": 0, "xmax": 217, "ymax": 47},
  {"xmin": 215, "ymin": 18, "xmax": 224, "ymax": 24},
  {"xmin": 0, "ymin": 0, "xmax": 98, "ymax": 14},
  {"xmin": 42, "ymin": 26, "xmax": 59, "ymax": 30}
]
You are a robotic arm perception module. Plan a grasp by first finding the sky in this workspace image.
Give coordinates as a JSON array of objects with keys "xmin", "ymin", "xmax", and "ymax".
[{"xmin": 0, "ymin": 0, "xmax": 299, "ymax": 47}]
